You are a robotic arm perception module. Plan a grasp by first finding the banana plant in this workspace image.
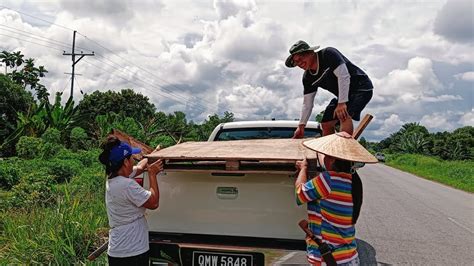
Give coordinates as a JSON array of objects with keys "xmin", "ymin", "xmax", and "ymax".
[
  {"xmin": 43, "ymin": 92, "xmax": 88, "ymax": 133},
  {"xmin": 0, "ymin": 102, "xmax": 47, "ymax": 151}
]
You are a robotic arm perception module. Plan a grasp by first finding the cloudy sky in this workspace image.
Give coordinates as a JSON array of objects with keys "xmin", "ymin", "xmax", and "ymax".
[{"xmin": 0, "ymin": 0, "xmax": 472, "ymax": 140}]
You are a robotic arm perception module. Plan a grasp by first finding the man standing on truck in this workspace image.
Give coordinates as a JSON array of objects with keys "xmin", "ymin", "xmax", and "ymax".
[
  {"xmin": 295, "ymin": 132, "xmax": 377, "ymax": 265},
  {"xmin": 285, "ymin": 40, "xmax": 373, "ymax": 138}
]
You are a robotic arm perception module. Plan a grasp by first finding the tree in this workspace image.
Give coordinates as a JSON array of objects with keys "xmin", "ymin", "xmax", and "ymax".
[
  {"xmin": 192, "ymin": 112, "xmax": 235, "ymax": 141},
  {"xmin": 314, "ymin": 110, "xmax": 324, "ymax": 123},
  {"xmin": 93, "ymin": 112, "xmax": 145, "ymax": 141},
  {"xmin": 76, "ymin": 89, "xmax": 156, "ymax": 134},
  {"xmin": 396, "ymin": 132, "xmax": 430, "ymax": 154},
  {"xmin": 43, "ymin": 92, "xmax": 88, "ymax": 141},
  {"xmin": 359, "ymin": 137, "xmax": 368, "ymax": 149},
  {"xmin": 0, "ymin": 74, "xmax": 36, "ymax": 156},
  {"xmin": 431, "ymin": 126, "xmax": 473, "ymax": 160},
  {"xmin": 0, "ymin": 51, "xmax": 49, "ymax": 100},
  {"xmin": 380, "ymin": 122, "xmax": 430, "ymax": 153}
]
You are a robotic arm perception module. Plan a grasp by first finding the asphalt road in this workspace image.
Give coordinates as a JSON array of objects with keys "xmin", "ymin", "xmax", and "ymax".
[{"xmin": 277, "ymin": 163, "xmax": 474, "ymax": 265}]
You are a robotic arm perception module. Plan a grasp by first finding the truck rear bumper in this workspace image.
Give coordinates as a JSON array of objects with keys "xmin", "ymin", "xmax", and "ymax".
[{"xmin": 150, "ymin": 232, "xmax": 306, "ymax": 250}]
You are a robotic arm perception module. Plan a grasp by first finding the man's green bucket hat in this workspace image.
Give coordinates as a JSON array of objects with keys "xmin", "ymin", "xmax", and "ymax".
[{"xmin": 285, "ymin": 40, "xmax": 320, "ymax": 68}]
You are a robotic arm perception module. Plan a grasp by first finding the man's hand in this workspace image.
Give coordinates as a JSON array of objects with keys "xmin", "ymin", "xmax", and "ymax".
[
  {"xmin": 293, "ymin": 124, "xmax": 306, "ymax": 139},
  {"xmin": 333, "ymin": 102, "xmax": 350, "ymax": 121}
]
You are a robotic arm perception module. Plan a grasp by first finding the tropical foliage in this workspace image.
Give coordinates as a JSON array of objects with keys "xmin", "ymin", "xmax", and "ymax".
[{"xmin": 373, "ymin": 122, "xmax": 473, "ymax": 161}]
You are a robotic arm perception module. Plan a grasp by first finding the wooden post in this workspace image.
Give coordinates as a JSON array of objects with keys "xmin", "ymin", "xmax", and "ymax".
[{"xmin": 352, "ymin": 114, "xmax": 373, "ymax": 140}]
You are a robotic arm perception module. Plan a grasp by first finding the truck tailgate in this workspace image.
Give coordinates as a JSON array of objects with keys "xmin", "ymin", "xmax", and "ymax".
[{"xmin": 144, "ymin": 171, "xmax": 307, "ymax": 241}]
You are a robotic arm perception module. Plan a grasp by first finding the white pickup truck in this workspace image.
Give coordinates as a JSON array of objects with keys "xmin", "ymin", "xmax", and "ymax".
[{"xmin": 144, "ymin": 120, "xmax": 321, "ymax": 265}]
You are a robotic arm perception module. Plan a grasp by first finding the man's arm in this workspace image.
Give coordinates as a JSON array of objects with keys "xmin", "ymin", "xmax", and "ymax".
[
  {"xmin": 294, "ymin": 92, "xmax": 317, "ymax": 138},
  {"xmin": 333, "ymin": 63, "xmax": 351, "ymax": 121}
]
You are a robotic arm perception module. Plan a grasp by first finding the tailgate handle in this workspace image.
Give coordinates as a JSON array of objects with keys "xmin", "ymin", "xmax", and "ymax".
[{"xmin": 216, "ymin": 187, "xmax": 238, "ymax": 199}]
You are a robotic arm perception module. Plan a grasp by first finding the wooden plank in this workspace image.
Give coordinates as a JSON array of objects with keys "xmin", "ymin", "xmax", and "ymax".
[
  {"xmin": 146, "ymin": 139, "xmax": 317, "ymax": 161},
  {"xmin": 110, "ymin": 129, "xmax": 154, "ymax": 160},
  {"xmin": 352, "ymin": 114, "xmax": 373, "ymax": 140}
]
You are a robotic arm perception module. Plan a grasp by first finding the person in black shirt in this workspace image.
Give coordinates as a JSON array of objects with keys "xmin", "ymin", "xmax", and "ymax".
[{"xmin": 285, "ymin": 40, "xmax": 373, "ymax": 137}]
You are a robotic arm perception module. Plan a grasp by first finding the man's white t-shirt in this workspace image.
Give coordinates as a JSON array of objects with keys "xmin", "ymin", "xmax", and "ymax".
[{"xmin": 106, "ymin": 168, "xmax": 151, "ymax": 257}]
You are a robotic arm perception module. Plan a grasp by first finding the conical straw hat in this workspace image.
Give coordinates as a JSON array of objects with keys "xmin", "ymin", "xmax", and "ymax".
[{"xmin": 303, "ymin": 132, "xmax": 378, "ymax": 163}]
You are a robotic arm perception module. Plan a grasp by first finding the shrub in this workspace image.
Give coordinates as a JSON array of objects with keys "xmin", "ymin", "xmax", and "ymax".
[
  {"xmin": 47, "ymin": 159, "xmax": 81, "ymax": 183},
  {"xmin": 77, "ymin": 149, "xmax": 101, "ymax": 167},
  {"xmin": 0, "ymin": 160, "xmax": 20, "ymax": 189},
  {"xmin": 9, "ymin": 173, "xmax": 55, "ymax": 208},
  {"xmin": 54, "ymin": 148, "xmax": 80, "ymax": 161},
  {"xmin": 70, "ymin": 127, "xmax": 90, "ymax": 151},
  {"xmin": 41, "ymin": 142, "xmax": 63, "ymax": 159},
  {"xmin": 41, "ymin": 128, "xmax": 61, "ymax": 144},
  {"xmin": 16, "ymin": 136, "xmax": 44, "ymax": 159}
]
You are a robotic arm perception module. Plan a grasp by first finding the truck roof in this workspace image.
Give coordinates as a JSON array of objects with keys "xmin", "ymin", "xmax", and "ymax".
[
  {"xmin": 208, "ymin": 120, "xmax": 321, "ymax": 141},
  {"xmin": 218, "ymin": 120, "xmax": 320, "ymax": 129}
]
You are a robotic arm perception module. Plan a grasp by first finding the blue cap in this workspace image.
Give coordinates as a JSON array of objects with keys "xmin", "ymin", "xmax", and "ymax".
[{"xmin": 109, "ymin": 142, "xmax": 141, "ymax": 164}]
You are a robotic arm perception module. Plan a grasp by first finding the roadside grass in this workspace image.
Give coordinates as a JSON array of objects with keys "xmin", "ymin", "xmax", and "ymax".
[
  {"xmin": 0, "ymin": 150, "xmax": 110, "ymax": 264},
  {"xmin": 385, "ymin": 154, "xmax": 474, "ymax": 193}
]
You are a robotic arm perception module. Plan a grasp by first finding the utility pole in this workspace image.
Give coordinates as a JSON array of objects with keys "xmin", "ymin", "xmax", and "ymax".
[{"xmin": 63, "ymin": 30, "xmax": 94, "ymax": 99}]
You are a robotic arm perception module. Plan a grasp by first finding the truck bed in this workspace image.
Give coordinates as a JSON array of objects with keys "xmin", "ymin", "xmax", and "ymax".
[{"xmin": 146, "ymin": 138, "xmax": 317, "ymax": 173}]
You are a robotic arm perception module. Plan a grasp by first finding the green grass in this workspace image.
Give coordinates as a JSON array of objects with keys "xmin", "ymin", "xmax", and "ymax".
[
  {"xmin": 0, "ymin": 150, "xmax": 110, "ymax": 264},
  {"xmin": 386, "ymin": 154, "xmax": 474, "ymax": 193}
]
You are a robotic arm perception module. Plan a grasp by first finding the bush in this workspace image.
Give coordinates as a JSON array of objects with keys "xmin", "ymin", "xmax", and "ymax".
[
  {"xmin": 70, "ymin": 127, "xmax": 90, "ymax": 151},
  {"xmin": 47, "ymin": 159, "xmax": 81, "ymax": 183},
  {"xmin": 9, "ymin": 173, "xmax": 55, "ymax": 208},
  {"xmin": 16, "ymin": 136, "xmax": 44, "ymax": 159},
  {"xmin": 41, "ymin": 142, "xmax": 63, "ymax": 159},
  {"xmin": 77, "ymin": 149, "xmax": 101, "ymax": 167},
  {"xmin": 0, "ymin": 160, "xmax": 20, "ymax": 189},
  {"xmin": 41, "ymin": 128, "xmax": 61, "ymax": 144},
  {"xmin": 54, "ymin": 148, "xmax": 80, "ymax": 161}
]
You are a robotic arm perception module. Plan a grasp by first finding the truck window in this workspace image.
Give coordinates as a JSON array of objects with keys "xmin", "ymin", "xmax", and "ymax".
[{"xmin": 214, "ymin": 127, "xmax": 321, "ymax": 141}]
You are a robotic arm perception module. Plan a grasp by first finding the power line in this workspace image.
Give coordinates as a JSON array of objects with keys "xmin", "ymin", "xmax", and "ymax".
[
  {"xmin": 0, "ymin": 30, "xmax": 211, "ymax": 112},
  {"xmin": 89, "ymin": 54, "xmax": 212, "ymax": 111},
  {"xmin": 0, "ymin": 5, "xmax": 74, "ymax": 31},
  {"xmin": 0, "ymin": 24, "xmax": 92, "ymax": 52},
  {"xmin": 82, "ymin": 58, "xmax": 208, "ymax": 112},
  {"xmin": 60, "ymin": 76, "xmax": 72, "ymax": 94},
  {"xmin": 0, "ymin": 27, "xmax": 71, "ymax": 50},
  {"xmin": 84, "ymin": 57, "xmax": 210, "ymax": 111},
  {"xmin": 0, "ymin": 32, "xmax": 64, "ymax": 52},
  {"xmin": 77, "ymin": 32, "xmax": 217, "ymax": 108},
  {"xmin": 73, "ymin": 75, "xmax": 84, "ymax": 95},
  {"xmin": 0, "ymin": 7, "xmax": 231, "ymax": 116}
]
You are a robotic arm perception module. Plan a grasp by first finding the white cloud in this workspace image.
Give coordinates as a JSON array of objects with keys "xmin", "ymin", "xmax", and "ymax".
[
  {"xmin": 217, "ymin": 84, "xmax": 286, "ymax": 120},
  {"xmin": 459, "ymin": 109, "xmax": 474, "ymax": 127},
  {"xmin": 0, "ymin": 0, "xmax": 473, "ymax": 141},
  {"xmin": 454, "ymin": 72, "xmax": 474, "ymax": 82},
  {"xmin": 420, "ymin": 112, "xmax": 454, "ymax": 131},
  {"xmin": 371, "ymin": 114, "xmax": 405, "ymax": 137}
]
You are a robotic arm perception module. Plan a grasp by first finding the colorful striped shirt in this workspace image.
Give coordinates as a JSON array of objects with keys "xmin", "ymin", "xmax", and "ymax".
[{"xmin": 296, "ymin": 171, "xmax": 358, "ymax": 265}]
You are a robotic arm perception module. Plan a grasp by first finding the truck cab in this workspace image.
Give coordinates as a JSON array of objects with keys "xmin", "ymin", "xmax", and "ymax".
[{"xmin": 208, "ymin": 120, "xmax": 321, "ymax": 141}]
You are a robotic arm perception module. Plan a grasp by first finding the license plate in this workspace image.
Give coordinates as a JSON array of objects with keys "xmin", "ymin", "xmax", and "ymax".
[{"xmin": 192, "ymin": 250, "xmax": 253, "ymax": 266}]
